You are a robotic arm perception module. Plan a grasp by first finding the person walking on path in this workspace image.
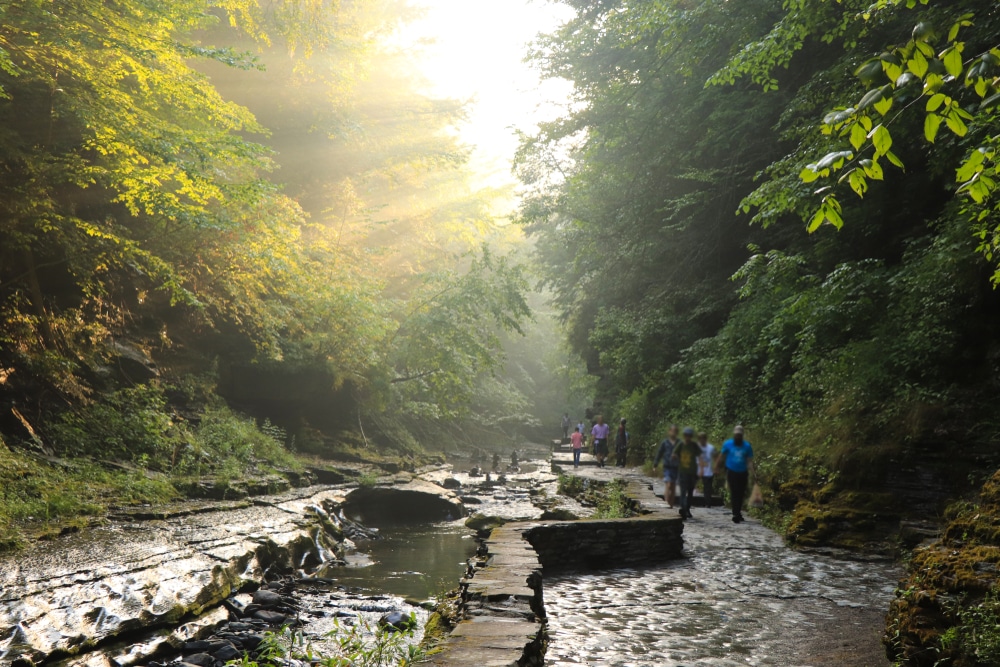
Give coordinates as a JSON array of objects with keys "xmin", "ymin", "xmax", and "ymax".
[
  {"xmin": 614, "ymin": 418, "xmax": 630, "ymax": 467},
  {"xmin": 672, "ymin": 427, "xmax": 701, "ymax": 519},
  {"xmin": 591, "ymin": 416, "xmax": 610, "ymax": 468},
  {"xmin": 715, "ymin": 425, "xmax": 755, "ymax": 523},
  {"xmin": 576, "ymin": 419, "xmax": 586, "ymax": 437},
  {"xmin": 570, "ymin": 427, "xmax": 584, "ymax": 468},
  {"xmin": 561, "ymin": 413, "xmax": 571, "ymax": 440},
  {"xmin": 653, "ymin": 424, "xmax": 681, "ymax": 508},
  {"xmin": 697, "ymin": 431, "xmax": 716, "ymax": 505}
]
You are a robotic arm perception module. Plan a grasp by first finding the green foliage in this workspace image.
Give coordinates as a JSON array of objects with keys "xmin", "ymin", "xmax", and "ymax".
[
  {"xmin": 229, "ymin": 618, "xmax": 424, "ymax": 667},
  {"xmin": 593, "ymin": 479, "xmax": 637, "ymax": 520},
  {"xmin": 193, "ymin": 406, "xmax": 296, "ymax": 471},
  {"xmin": 51, "ymin": 384, "xmax": 184, "ymax": 462},
  {"xmin": 722, "ymin": 0, "xmax": 1000, "ymax": 283},
  {"xmin": 357, "ymin": 471, "xmax": 380, "ymax": 489},
  {"xmin": 940, "ymin": 594, "xmax": 1000, "ymax": 664},
  {"xmin": 0, "ymin": 444, "xmax": 179, "ymax": 550},
  {"xmin": 557, "ymin": 474, "xmax": 585, "ymax": 498},
  {"xmin": 522, "ymin": 0, "xmax": 1000, "ymax": 566}
]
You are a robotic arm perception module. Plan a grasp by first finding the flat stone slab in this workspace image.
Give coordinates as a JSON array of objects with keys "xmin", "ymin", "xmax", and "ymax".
[
  {"xmin": 0, "ymin": 486, "xmax": 352, "ymax": 664},
  {"xmin": 429, "ymin": 617, "xmax": 542, "ymax": 667}
]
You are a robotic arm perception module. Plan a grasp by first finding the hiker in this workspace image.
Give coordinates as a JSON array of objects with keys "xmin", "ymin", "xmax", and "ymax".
[
  {"xmin": 510, "ymin": 450, "xmax": 519, "ymax": 468},
  {"xmin": 697, "ymin": 431, "xmax": 716, "ymax": 504},
  {"xmin": 672, "ymin": 427, "xmax": 701, "ymax": 519},
  {"xmin": 715, "ymin": 425, "xmax": 755, "ymax": 523},
  {"xmin": 614, "ymin": 418, "xmax": 629, "ymax": 467},
  {"xmin": 652, "ymin": 424, "xmax": 680, "ymax": 508},
  {"xmin": 492, "ymin": 452, "xmax": 501, "ymax": 471},
  {"xmin": 577, "ymin": 419, "xmax": 586, "ymax": 436},
  {"xmin": 562, "ymin": 413, "xmax": 571, "ymax": 439},
  {"xmin": 570, "ymin": 426, "xmax": 584, "ymax": 467},
  {"xmin": 591, "ymin": 416, "xmax": 610, "ymax": 468}
]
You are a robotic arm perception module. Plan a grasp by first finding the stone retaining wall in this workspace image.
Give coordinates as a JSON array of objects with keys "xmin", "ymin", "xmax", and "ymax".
[{"xmin": 430, "ymin": 475, "xmax": 683, "ymax": 666}]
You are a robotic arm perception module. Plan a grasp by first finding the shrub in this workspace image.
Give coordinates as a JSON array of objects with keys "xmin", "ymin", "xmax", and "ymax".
[{"xmin": 49, "ymin": 383, "xmax": 184, "ymax": 464}]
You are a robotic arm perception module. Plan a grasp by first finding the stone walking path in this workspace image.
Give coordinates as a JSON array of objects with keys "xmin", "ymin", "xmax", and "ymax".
[{"xmin": 545, "ymin": 457, "xmax": 899, "ymax": 667}]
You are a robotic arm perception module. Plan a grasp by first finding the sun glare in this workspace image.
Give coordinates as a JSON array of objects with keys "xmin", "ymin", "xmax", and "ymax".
[{"xmin": 395, "ymin": 0, "xmax": 575, "ymax": 189}]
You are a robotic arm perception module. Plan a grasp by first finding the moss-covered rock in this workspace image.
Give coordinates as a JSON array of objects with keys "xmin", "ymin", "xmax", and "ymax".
[
  {"xmin": 885, "ymin": 469, "xmax": 1000, "ymax": 666},
  {"xmin": 464, "ymin": 513, "xmax": 507, "ymax": 535}
]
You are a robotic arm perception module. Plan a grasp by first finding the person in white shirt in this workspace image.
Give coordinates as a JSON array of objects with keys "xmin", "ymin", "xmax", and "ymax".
[{"xmin": 698, "ymin": 431, "xmax": 716, "ymax": 504}]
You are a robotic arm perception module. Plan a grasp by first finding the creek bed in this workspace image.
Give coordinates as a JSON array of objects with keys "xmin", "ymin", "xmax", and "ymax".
[{"xmin": 543, "ymin": 503, "xmax": 899, "ymax": 667}]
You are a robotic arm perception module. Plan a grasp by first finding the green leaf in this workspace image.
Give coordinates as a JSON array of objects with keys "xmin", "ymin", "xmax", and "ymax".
[
  {"xmin": 956, "ymin": 149, "xmax": 986, "ymax": 182},
  {"xmin": 800, "ymin": 166, "xmax": 820, "ymax": 183},
  {"xmin": 857, "ymin": 86, "xmax": 888, "ymax": 111},
  {"xmin": 943, "ymin": 46, "xmax": 964, "ymax": 78},
  {"xmin": 981, "ymin": 92, "xmax": 1000, "ymax": 108},
  {"xmin": 874, "ymin": 96, "xmax": 893, "ymax": 116},
  {"xmin": 923, "ymin": 73, "xmax": 944, "ymax": 95},
  {"xmin": 926, "ymin": 93, "xmax": 947, "ymax": 112},
  {"xmin": 808, "ymin": 208, "xmax": 826, "ymax": 233},
  {"xmin": 912, "ymin": 22, "xmax": 935, "ymax": 42},
  {"xmin": 849, "ymin": 122, "xmax": 868, "ymax": 150},
  {"xmin": 907, "ymin": 49, "xmax": 929, "ymax": 78},
  {"xmin": 863, "ymin": 158, "xmax": 884, "ymax": 181},
  {"xmin": 870, "ymin": 125, "xmax": 892, "ymax": 156},
  {"xmin": 945, "ymin": 113, "xmax": 968, "ymax": 137},
  {"xmin": 924, "ymin": 113, "xmax": 942, "ymax": 143},
  {"xmin": 848, "ymin": 169, "xmax": 868, "ymax": 197},
  {"xmin": 886, "ymin": 151, "xmax": 905, "ymax": 170}
]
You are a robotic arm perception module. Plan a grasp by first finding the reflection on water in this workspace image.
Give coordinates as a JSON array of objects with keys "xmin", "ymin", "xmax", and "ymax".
[{"xmin": 326, "ymin": 522, "xmax": 477, "ymax": 601}]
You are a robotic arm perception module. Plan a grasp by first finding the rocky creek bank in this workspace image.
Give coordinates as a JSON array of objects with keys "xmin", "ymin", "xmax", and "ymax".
[
  {"xmin": 0, "ymin": 453, "xmax": 580, "ymax": 667},
  {"xmin": 0, "ymin": 470, "xmax": 463, "ymax": 667}
]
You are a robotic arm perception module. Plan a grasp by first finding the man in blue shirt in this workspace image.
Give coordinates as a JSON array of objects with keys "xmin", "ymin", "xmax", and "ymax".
[{"xmin": 716, "ymin": 425, "xmax": 755, "ymax": 524}]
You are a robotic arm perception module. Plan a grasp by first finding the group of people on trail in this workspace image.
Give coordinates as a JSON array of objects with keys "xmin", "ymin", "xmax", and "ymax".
[
  {"xmin": 653, "ymin": 424, "xmax": 754, "ymax": 523},
  {"xmin": 567, "ymin": 416, "xmax": 630, "ymax": 469}
]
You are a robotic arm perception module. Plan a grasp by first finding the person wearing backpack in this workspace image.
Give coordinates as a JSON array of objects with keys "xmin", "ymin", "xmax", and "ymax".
[
  {"xmin": 672, "ymin": 427, "xmax": 701, "ymax": 519},
  {"xmin": 614, "ymin": 418, "xmax": 630, "ymax": 467},
  {"xmin": 715, "ymin": 425, "xmax": 755, "ymax": 523},
  {"xmin": 652, "ymin": 424, "xmax": 680, "ymax": 508}
]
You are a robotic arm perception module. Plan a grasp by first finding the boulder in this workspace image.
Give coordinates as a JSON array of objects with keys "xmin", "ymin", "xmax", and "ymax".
[
  {"xmin": 342, "ymin": 479, "xmax": 465, "ymax": 524},
  {"xmin": 251, "ymin": 589, "xmax": 282, "ymax": 608},
  {"xmin": 465, "ymin": 513, "xmax": 507, "ymax": 535},
  {"xmin": 539, "ymin": 508, "xmax": 580, "ymax": 521},
  {"xmin": 378, "ymin": 611, "xmax": 415, "ymax": 632},
  {"xmin": 109, "ymin": 340, "xmax": 158, "ymax": 383}
]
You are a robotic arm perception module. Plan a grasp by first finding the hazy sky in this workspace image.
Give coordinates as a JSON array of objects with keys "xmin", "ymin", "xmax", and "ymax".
[{"xmin": 397, "ymin": 0, "xmax": 575, "ymax": 188}]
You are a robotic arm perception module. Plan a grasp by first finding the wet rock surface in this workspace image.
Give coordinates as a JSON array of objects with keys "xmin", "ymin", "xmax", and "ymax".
[
  {"xmin": 0, "ymin": 466, "xmax": 492, "ymax": 667},
  {"xmin": 543, "ymin": 480, "xmax": 900, "ymax": 666}
]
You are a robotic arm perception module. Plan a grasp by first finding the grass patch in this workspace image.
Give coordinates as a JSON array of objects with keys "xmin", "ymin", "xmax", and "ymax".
[
  {"xmin": 593, "ymin": 478, "xmax": 637, "ymax": 519},
  {"xmin": 0, "ymin": 384, "xmax": 318, "ymax": 552},
  {"xmin": 0, "ymin": 446, "xmax": 180, "ymax": 549}
]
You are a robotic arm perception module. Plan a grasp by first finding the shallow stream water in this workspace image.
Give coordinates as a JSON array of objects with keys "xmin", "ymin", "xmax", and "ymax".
[{"xmin": 333, "ymin": 521, "xmax": 477, "ymax": 602}]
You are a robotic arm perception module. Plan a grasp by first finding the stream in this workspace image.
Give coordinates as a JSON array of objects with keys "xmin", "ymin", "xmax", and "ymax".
[{"xmin": 0, "ymin": 456, "xmax": 900, "ymax": 667}]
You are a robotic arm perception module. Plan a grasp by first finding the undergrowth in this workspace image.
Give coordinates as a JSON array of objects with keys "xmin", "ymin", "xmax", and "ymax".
[
  {"xmin": 0, "ymin": 382, "xmax": 308, "ymax": 551},
  {"xmin": 593, "ymin": 478, "xmax": 637, "ymax": 519},
  {"xmin": 233, "ymin": 618, "xmax": 424, "ymax": 667}
]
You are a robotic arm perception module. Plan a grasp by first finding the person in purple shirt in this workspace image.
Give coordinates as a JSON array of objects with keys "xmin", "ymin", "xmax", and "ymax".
[{"xmin": 591, "ymin": 416, "xmax": 610, "ymax": 468}]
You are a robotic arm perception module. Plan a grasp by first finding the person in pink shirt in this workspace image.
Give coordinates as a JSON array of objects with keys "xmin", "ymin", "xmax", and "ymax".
[{"xmin": 570, "ymin": 427, "xmax": 585, "ymax": 468}]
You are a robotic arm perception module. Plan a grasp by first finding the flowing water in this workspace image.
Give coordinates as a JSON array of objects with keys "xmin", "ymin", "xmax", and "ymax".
[{"xmin": 543, "ymin": 502, "xmax": 899, "ymax": 667}]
